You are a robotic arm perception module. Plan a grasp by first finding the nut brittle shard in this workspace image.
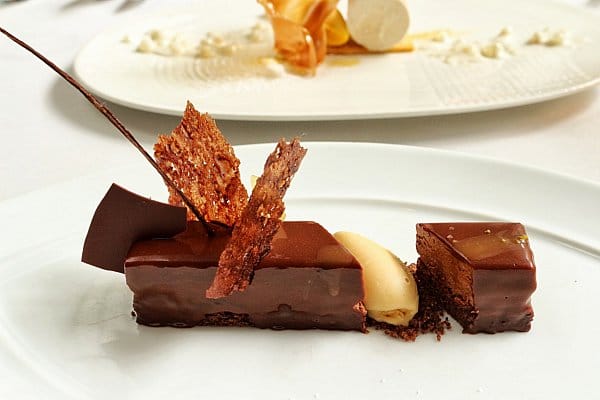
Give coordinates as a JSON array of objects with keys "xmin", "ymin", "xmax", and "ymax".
[
  {"xmin": 206, "ymin": 138, "xmax": 307, "ymax": 298},
  {"xmin": 154, "ymin": 102, "xmax": 248, "ymax": 226}
]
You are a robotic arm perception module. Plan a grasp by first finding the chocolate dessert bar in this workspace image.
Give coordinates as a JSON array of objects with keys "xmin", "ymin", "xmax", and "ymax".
[
  {"xmin": 416, "ymin": 222, "xmax": 536, "ymax": 334},
  {"xmin": 125, "ymin": 221, "xmax": 366, "ymax": 331},
  {"xmin": 3, "ymin": 27, "xmax": 538, "ymax": 341}
]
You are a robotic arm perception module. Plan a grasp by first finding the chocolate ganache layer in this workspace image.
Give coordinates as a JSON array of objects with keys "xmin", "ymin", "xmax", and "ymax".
[
  {"xmin": 125, "ymin": 221, "xmax": 366, "ymax": 331},
  {"xmin": 416, "ymin": 222, "xmax": 536, "ymax": 334}
]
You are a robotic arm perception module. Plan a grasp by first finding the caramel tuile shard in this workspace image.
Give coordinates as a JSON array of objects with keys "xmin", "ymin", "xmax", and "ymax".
[
  {"xmin": 259, "ymin": 0, "xmax": 338, "ymax": 75},
  {"xmin": 154, "ymin": 102, "xmax": 248, "ymax": 227},
  {"xmin": 206, "ymin": 138, "xmax": 307, "ymax": 299}
]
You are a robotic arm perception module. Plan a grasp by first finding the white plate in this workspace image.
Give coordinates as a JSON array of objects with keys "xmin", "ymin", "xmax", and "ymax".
[
  {"xmin": 73, "ymin": 0, "xmax": 600, "ymax": 121},
  {"xmin": 1, "ymin": 143, "xmax": 599, "ymax": 399}
]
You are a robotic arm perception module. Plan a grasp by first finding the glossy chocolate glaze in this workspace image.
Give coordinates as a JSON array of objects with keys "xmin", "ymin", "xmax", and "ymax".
[
  {"xmin": 125, "ymin": 221, "xmax": 366, "ymax": 331},
  {"xmin": 416, "ymin": 222, "xmax": 536, "ymax": 334}
]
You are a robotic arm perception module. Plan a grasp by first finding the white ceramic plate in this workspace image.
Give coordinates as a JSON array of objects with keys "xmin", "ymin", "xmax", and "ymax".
[
  {"xmin": 73, "ymin": 0, "xmax": 600, "ymax": 121},
  {"xmin": 1, "ymin": 143, "xmax": 599, "ymax": 399}
]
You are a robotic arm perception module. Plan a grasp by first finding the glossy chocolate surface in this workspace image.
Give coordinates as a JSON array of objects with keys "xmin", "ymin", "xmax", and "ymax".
[
  {"xmin": 82, "ymin": 184, "xmax": 187, "ymax": 273},
  {"xmin": 125, "ymin": 221, "xmax": 366, "ymax": 331},
  {"xmin": 417, "ymin": 222, "xmax": 536, "ymax": 334},
  {"xmin": 424, "ymin": 222, "xmax": 535, "ymax": 270}
]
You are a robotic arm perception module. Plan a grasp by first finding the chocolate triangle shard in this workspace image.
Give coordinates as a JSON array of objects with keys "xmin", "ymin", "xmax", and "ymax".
[
  {"xmin": 416, "ymin": 222, "xmax": 536, "ymax": 333},
  {"xmin": 82, "ymin": 184, "xmax": 187, "ymax": 273},
  {"xmin": 154, "ymin": 102, "xmax": 248, "ymax": 227},
  {"xmin": 206, "ymin": 138, "xmax": 307, "ymax": 299}
]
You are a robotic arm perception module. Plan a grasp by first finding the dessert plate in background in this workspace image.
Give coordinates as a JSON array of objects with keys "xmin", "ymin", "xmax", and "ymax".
[
  {"xmin": 73, "ymin": 0, "xmax": 600, "ymax": 120},
  {"xmin": 1, "ymin": 143, "xmax": 599, "ymax": 399}
]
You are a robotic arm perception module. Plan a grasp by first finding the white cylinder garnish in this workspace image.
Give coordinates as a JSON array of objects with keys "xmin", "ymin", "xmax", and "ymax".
[
  {"xmin": 333, "ymin": 231, "xmax": 418, "ymax": 326},
  {"xmin": 346, "ymin": 0, "xmax": 410, "ymax": 51}
]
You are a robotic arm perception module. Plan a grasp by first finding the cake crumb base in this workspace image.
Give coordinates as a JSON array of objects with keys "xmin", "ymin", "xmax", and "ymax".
[{"xmin": 367, "ymin": 263, "xmax": 452, "ymax": 341}]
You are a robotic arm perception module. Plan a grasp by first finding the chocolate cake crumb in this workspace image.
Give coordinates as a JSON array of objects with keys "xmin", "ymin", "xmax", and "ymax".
[
  {"xmin": 206, "ymin": 138, "xmax": 307, "ymax": 299},
  {"xmin": 136, "ymin": 312, "xmax": 254, "ymax": 328},
  {"xmin": 154, "ymin": 102, "xmax": 248, "ymax": 226},
  {"xmin": 368, "ymin": 263, "xmax": 451, "ymax": 341},
  {"xmin": 198, "ymin": 312, "xmax": 253, "ymax": 328}
]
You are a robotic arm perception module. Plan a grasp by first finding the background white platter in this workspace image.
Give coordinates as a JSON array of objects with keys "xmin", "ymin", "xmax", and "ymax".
[
  {"xmin": 73, "ymin": 0, "xmax": 600, "ymax": 121},
  {"xmin": 1, "ymin": 143, "xmax": 599, "ymax": 399}
]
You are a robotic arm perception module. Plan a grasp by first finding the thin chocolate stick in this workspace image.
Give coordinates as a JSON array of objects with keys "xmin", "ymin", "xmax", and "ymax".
[{"xmin": 0, "ymin": 26, "xmax": 209, "ymax": 227}]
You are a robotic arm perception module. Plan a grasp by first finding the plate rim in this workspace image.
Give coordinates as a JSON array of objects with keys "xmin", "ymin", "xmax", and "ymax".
[
  {"xmin": 3, "ymin": 141, "xmax": 600, "ymax": 203},
  {"xmin": 2, "ymin": 142, "xmax": 599, "ymax": 252}
]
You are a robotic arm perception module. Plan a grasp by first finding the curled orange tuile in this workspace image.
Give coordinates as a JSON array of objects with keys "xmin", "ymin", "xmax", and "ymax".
[{"xmin": 258, "ymin": 0, "xmax": 339, "ymax": 75}]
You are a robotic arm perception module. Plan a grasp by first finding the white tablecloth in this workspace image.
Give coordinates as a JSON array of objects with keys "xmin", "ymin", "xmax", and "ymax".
[{"xmin": 1, "ymin": 0, "xmax": 599, "ymax": 202}]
